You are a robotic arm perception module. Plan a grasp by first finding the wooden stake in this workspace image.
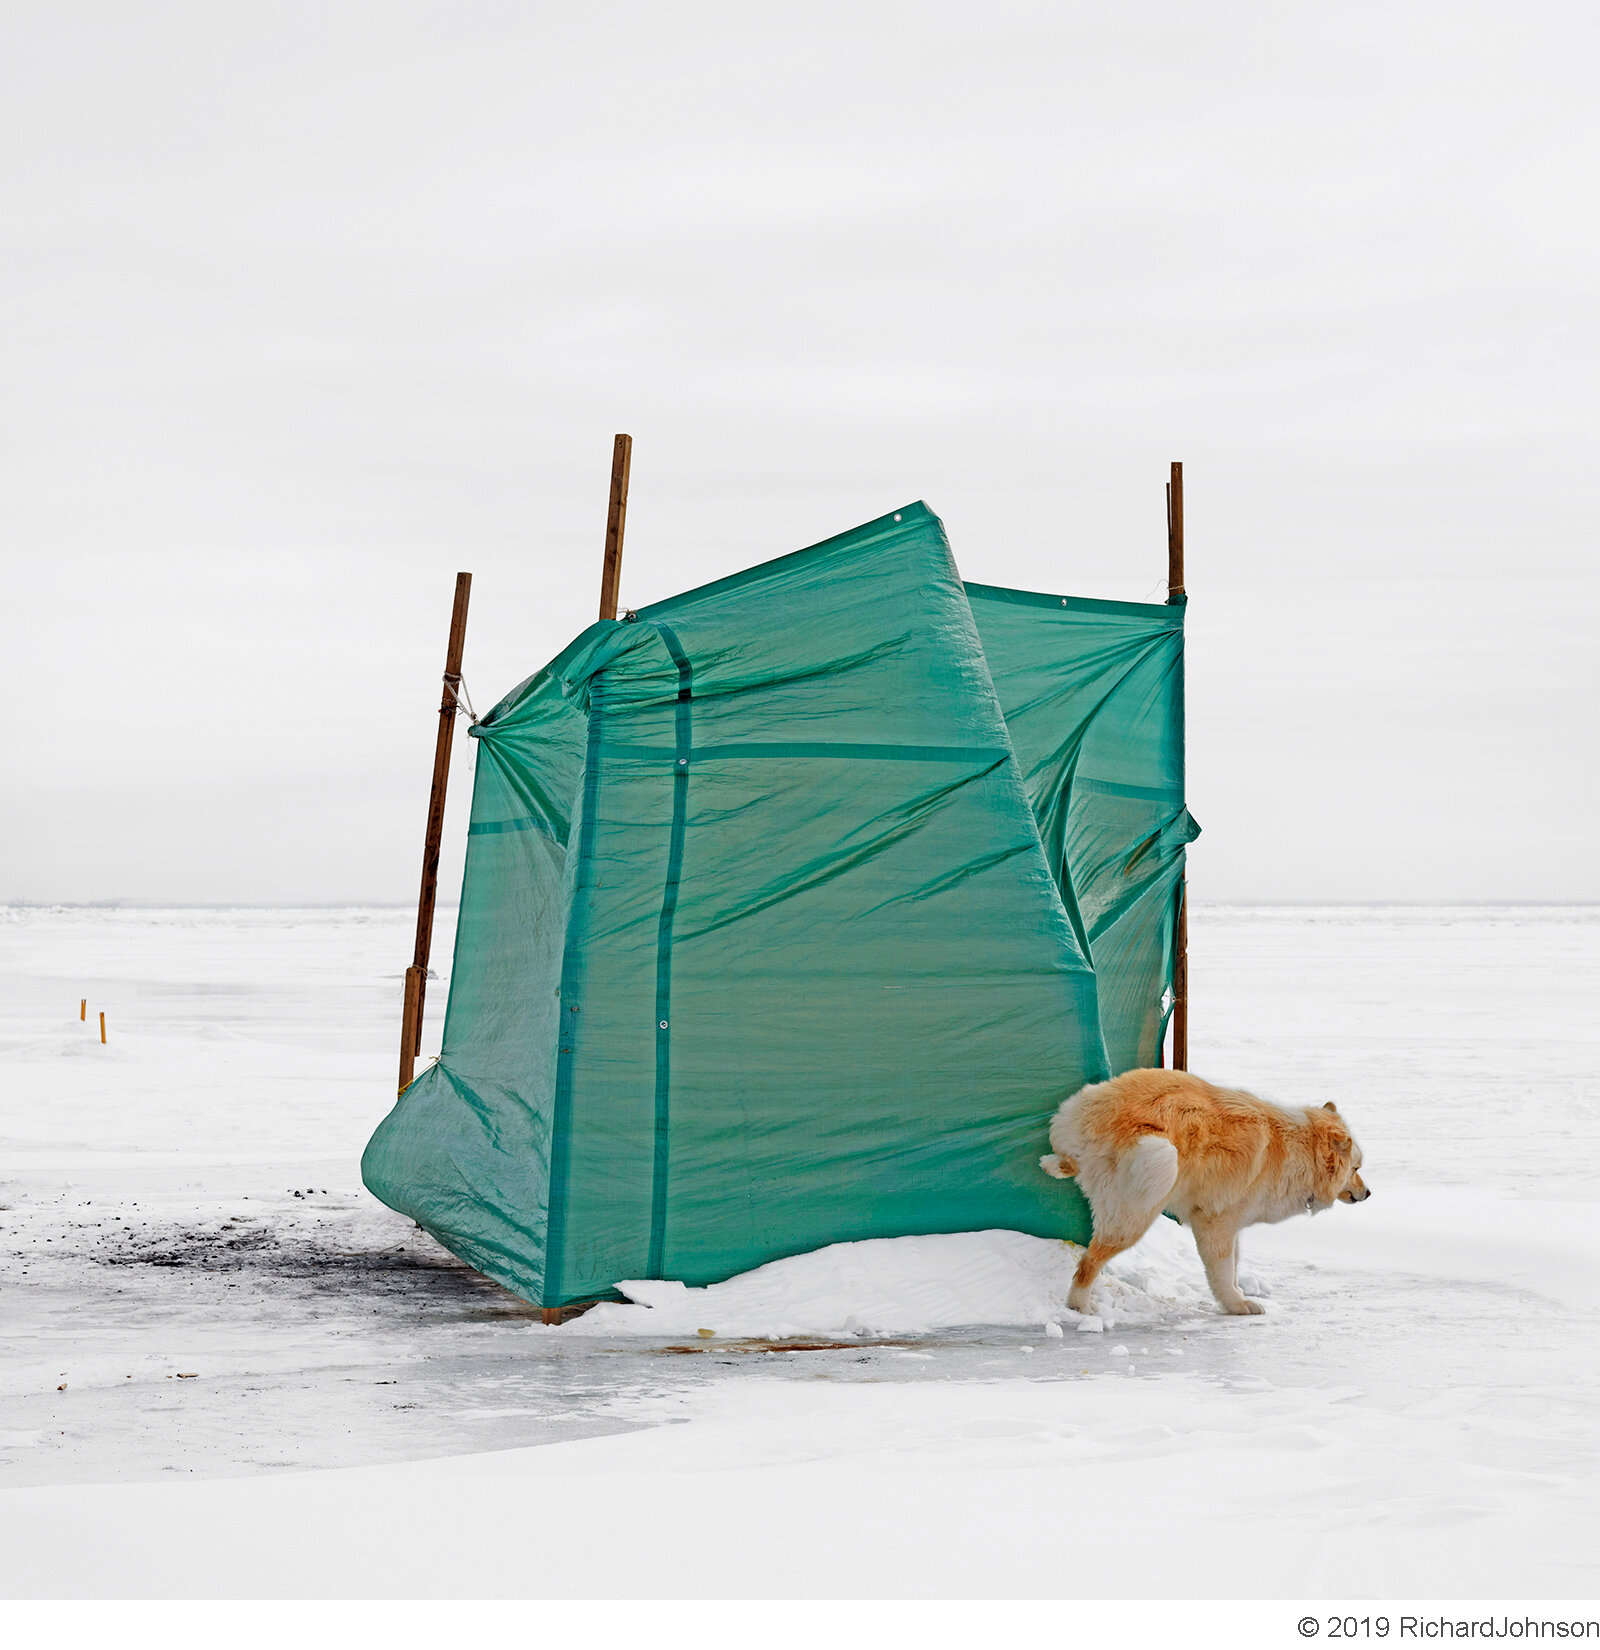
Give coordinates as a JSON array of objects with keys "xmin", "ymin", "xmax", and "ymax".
[
  {"xmin": 1166, "ymin": 459, "xmax": 1185, "ymax": 602},
  {"xmin": 398, "ymin": 967, "xmax": 424, "ymax": 1095},
  {"xmin": 597, "ymin": 434, "xmax": 633, "ymax": 622},
  {"xmin": 535, "ymin": 442, "xmax": 635, "ymax": 1289},
  {"xmin": 99, "ymin": 1011, "xmax": 106, "ymax": 1045},
  {"xmin": 1172, "ymin": 883, "xmax": 1188, "ymax": 1072},
  {"xmin": 400, "ymin": 572, "xmax": 472, "ymax": 1094},
  {"xmin": 1167, "ymin": 459, "xmax": 1189, "ymax": 1071},
  {"xmin": 80, "ymin": 999, "xmax": 86, "ymax": 1022},
  {"xmin": 540, "ymin": 1301, "xmax": 597, "ymax": 1326}
]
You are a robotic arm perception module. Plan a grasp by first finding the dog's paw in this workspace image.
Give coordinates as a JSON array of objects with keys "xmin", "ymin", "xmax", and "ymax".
[
  {"xmin": 1223, "ymin": 1298, "xmax": 1266, "ymax": 1315},
  {"xmin": 1040, "ymin": 1153, "xmax": 1069, "ymax": 1179}
]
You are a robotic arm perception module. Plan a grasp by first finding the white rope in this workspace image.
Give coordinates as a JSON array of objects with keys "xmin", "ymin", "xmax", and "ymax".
[{"xmin": 443, "ymin": 674, "xmax": 478, "ymax": 723}]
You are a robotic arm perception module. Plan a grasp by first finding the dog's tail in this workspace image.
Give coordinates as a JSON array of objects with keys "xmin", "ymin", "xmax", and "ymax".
[{"xmin": 1118, "ymin": 1134, "xmax": 1180, "ymax": 1210}]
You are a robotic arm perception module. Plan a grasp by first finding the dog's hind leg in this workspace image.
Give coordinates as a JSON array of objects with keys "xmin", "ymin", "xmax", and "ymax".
[
  {"xmin": 1067, "ymin": 1137, "xmax": 1180, "ymax": 1315},
  {"xmin": 1068, "ymin": 1236, "xmax": 1136, "ymax": 1314},
  {"xmin": 1191, "ymin": 1215, "xmax": 1262, "ymax": 1315}
]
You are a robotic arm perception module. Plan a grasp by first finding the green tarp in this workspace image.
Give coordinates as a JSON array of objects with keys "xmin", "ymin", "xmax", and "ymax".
[
  {"xmin": 363, "ymin": 503, "xmax": 1194, "ymax": 1308},
  {"xmin": 967, "ymin": 584, "xmax": 1197, "ymax": 1074}
]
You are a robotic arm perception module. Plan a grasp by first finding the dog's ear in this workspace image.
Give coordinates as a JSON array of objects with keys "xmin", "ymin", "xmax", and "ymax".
[
  {"xmin": 1313, "ymin": 1113, "xmax": 1351, "ymax": 1197},
  {"xmin": 1323, "ymin": 1102, "xmax": 1338, "ymax": 1113}
]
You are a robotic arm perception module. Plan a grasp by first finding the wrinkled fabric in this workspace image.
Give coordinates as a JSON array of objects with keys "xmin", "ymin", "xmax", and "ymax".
[
  {"xmin": 966, "ymin": 585, "xmax": 1197, "ymax": 1073},
  {"xmin": 363, "ymin": 504, "xmax": 1191, "ymax": 1307}
]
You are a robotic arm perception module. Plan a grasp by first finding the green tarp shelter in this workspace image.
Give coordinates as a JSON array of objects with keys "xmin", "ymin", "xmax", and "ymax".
[{"xmin": 363, "ymin": 503, "xmax": 1196, "ymax": 1309}]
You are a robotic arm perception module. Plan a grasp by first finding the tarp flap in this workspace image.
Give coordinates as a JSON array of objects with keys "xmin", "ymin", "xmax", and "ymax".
[
  {"xmin": 364, "ymin": 503, "xmax": 1190, "ymax": 1307},
  {"xmin": 966, "ymin": 584, "xmax": 1195, "ymax": 1073}
]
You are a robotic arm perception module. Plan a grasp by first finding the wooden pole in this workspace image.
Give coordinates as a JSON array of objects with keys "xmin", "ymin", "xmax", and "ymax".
[
  {"xmin": 1167, "ymin": 459, "xmax": 1189, "ymax": 1071},
  {"xmin": 533, "ymin": 438, "xmax": 637, "ymax": 1325},
  {"xmin": 1167, "ymin": 459, "xmax": 1185, "ymax": 601},
  {"xmin": 398, "ymin": 966, "xmax": 423, "ymax": 1094},
  {"xmin": 99, "ymin": 1011, "xmax": 106, "ymax": 1045},
  {"xmin": 1172, "ymin": 884, "xmax": 1188, "ymax": 1071},
  {"xmin": 537, "ymin": 438, "xmax": 636, "ymax": 1324},
  {"xmin": 597, "ymin": 434, "xmax": 632, "ymax": 622},
  {"xmin": 80, "ymin": 999, "xmax": 86, "ymax": 1022},
  {"xmin": 399, "ymin": 572, "xmax": 472, "ymax": 1094}
]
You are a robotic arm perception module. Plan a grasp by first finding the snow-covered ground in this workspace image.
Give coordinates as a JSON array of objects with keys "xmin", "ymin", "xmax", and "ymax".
[{"xmin": 1, "ymin": 903, "xmax": 1597, "ymax": 1597}]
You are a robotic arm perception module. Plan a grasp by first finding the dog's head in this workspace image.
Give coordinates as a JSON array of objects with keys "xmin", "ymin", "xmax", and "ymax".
[{"xmin": 1313, "ymin": 1101, "xmax": 1370, "ymax": 1210}]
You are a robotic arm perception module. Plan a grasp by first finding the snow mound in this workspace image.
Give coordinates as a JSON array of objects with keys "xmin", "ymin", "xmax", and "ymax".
[{"xmin": 562, "ymin": 1222, "xmax": 1212, "ymax": 1338}]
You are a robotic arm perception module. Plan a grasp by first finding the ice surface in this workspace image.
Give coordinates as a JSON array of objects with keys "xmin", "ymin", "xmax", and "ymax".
[{"xmin": 1, "ymin": 902, "xmax": 1598, "ymax": 1597}]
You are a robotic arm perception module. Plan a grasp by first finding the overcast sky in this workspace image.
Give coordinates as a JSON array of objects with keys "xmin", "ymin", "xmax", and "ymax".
[{"xmin": 4, "ymin": 1, "xmax": 1596, "ymax": 905}]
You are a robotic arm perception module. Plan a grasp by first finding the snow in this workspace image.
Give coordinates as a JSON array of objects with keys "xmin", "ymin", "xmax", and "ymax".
[
  {"xmin": 1, "ymin": 902, "xmax": 1598, "ymax": 1597},
  {"xmin": 2, "ymin": 1368, "xmax": 1596, "ymax": 1599},
  {"xmin": 577, "ymin": 1221, "xmax": 1208, "ymax": 1338}
]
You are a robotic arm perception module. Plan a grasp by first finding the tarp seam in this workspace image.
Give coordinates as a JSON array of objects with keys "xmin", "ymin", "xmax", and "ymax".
[
  {"xmin": 466, "ymin": 815, "xmax": 560, "ymax": 839},
  {"xmin": 649, "ymin": 622, "xmax": 693, "ymax": 1279},
  {"xmin": 965, "ymin": 580, "xmax": 1184, "ymax": 625},
  {"xmin": 597, "ymin": 742, "xmax": 1007, "ymax": 763},
  {"xmin": 543, "ymin": 693, "xmax": 606, "ymax": 1306}
]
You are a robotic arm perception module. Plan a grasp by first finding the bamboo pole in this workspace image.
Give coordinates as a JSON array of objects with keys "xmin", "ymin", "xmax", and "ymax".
[
  {"xmin": 399, "ymin": 572, "xmax": 472, "ymax": 1095},
  {"xmin": 1167, "ymin": 460, "xmax": 1189, "ymax": 1071},
  {"xmin": 597, "ymin": 434, "xmax": 633, "ymax": 622}
]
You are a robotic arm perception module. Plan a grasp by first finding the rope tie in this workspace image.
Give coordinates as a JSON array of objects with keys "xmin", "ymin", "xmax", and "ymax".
[{"xmin": 443, "ymin": 673, "xmax": 478, "ymax": 723}]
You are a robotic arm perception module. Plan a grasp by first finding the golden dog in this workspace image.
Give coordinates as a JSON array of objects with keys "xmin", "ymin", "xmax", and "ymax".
[{"xmin": 1040, "ymin": 1069, "xmax": 1370, "ymax": 1316}]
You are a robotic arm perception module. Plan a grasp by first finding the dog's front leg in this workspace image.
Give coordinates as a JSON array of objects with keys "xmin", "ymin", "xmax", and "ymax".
[{"xmin": 1191, "ymin": 1216, "xmax": 1263, "ymax": 1315}]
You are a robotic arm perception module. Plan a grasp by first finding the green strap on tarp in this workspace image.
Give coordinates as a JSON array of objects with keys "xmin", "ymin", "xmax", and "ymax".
[
  {"xmin": 542, "ymin": 695, "xmax": 607, "ymax": 1305},
  {"xmin": 649, "ymin": 622, "xmax": 692, "ymax": 1278},
  {"xmin": 599, "ymin": 742, "xmax": 1008, "ymax": 763}
]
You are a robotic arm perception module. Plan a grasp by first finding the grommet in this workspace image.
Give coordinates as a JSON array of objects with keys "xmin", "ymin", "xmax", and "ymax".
[
  {"xmin": 659, "ymin": 1020, "xmax": 669, "ymax": 1030},
  {"xmin": 678, "ymin": 757, "xmax": 688, "ymax": 766}
]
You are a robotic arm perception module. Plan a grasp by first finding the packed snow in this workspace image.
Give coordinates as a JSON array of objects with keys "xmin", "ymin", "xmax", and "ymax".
[
  {"xmin": 1, "ymin": 903, "xmax": 1597, "ymax": 1597},
  {"xmin": 579, "ymin": 1221, "xmax": 1210, "ymax": 1339}
]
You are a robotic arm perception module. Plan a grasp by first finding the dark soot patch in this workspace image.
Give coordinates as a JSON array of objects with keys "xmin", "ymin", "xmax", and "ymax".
[{"xmin": 80, "ymin": 1218, "xmax": 540, "ymax": 1319}]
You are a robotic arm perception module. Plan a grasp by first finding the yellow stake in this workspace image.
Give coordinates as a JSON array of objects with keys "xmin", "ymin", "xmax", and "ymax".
[
  {"xmin": 80, "ymin": 999, "xmax": 86, "ymax": 1021},
  {"xmin": 99, "ymin": 1012, "xmax": 106, "ymax": 1045}
]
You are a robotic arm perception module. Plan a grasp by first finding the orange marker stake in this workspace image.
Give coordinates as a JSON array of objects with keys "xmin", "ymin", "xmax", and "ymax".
[
  {"xmin": 80, "ymin": 999, "xmax": 87, "ymax": 1021},
  {"xmin": 99, "ymin": 1012, "xmax": 106, "ymax": 1045}
]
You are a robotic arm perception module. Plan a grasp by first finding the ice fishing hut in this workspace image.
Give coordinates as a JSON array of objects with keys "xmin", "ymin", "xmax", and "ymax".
[{"xmin": 363, "ymin": 449, "xmax": 1197, "ymax": 1316}]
